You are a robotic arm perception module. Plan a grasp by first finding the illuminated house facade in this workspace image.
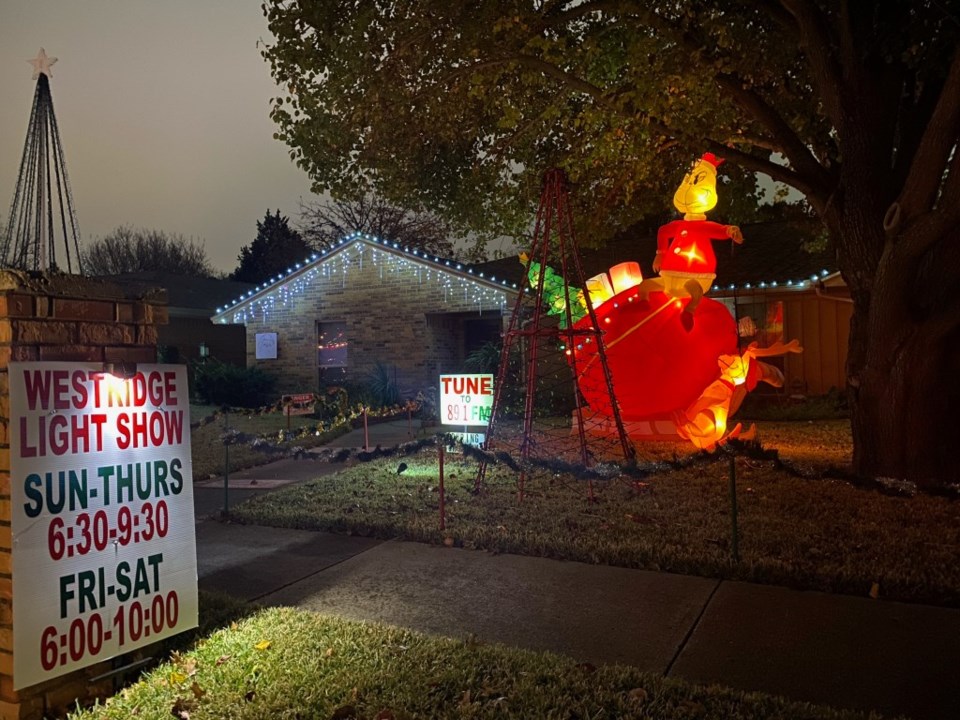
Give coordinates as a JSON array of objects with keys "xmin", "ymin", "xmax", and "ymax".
[{"xmin": 211, "ymin": 234, "xmax": 516, "ymax": 396}]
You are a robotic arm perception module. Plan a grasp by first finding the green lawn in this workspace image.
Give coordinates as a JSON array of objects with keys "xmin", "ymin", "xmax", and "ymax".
[
  {"xmin": 70, "ymin": 598, "xmax": 883, "ymax": 720},
  {"xmin": 229, "ymin": 420, "xmax": 960, "ymax": 607},
  {"xmin": 78, "ymin": 414, "xmax": 914, "ymax": 720}
]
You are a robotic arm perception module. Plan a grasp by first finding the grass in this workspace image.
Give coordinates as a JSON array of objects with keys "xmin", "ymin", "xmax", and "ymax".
[
  {"xmin": 70, "ymin": 601, "xmax": 884, "ymax": 720},
  {"xmin": 229, "ymin": 420, "xmax": 960, "ymax": 607},
  {"xmin": 85, "ymin": 414, "xmax": 908, "ymax": 719}
]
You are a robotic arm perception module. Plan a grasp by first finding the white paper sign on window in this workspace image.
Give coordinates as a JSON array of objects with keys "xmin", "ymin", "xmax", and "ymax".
[{"xmin": 255, "ymin": 332, "xmax": 278, "ymax": 359}]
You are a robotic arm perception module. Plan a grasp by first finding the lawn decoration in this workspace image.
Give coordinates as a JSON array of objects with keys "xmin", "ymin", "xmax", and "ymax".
[
  {"xmin": 635, "ymin": 153, "xmax": 744, "ymax": 328},
  {"xmin": 564, "ymin": 153, "xmax": 803, "ymax": 450},
  {"xmin": 477, "ymin": 169, "xmax": 634, "ymax": 499}
]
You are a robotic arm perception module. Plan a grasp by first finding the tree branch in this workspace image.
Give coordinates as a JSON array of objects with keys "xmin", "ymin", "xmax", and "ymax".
[
  {"xmin": 896, "ymin": 47, "xmax": 960, "ymax": 221},
  {"xmin": 701, "ymin": 140, "xmax": 826, "ymax": 204},
  {"xmin": 779, "ymin": 0, "xmax": 845, "ymax": 128},
  {"xmin": 715, "ymin": 72, "xmax": 833, "ymax": 192},
  {"xmin": 512, "ymin": 55, "xmax": 616, "ymax": 109},
  {"xmin": 904, "ymin": 143, "xmax": 960, "ymax": 256}
]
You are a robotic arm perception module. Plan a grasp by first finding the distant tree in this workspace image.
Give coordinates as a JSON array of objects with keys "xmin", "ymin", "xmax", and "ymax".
[
  {"xmin": 230, "ymin": 210, "xmax": 314, "ymax": 284},
  {"xmin": 82, "ymin": 227, "xmax": 215, "ymax": 277},
  {"xmin": 299, "ymin": 195, "xmax": 459, "ymax": 259}
]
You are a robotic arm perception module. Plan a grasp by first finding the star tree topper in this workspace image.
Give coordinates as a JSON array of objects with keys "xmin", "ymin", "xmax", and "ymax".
[{"xmin": 28, "ymin": 48, "xmax": 57, "ymax": 79}]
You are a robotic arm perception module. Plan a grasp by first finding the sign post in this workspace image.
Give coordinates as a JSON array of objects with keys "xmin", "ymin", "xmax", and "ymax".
[
  {"xmin": 439, "ymin": 373, "xmax": 494, "ymax": 447},
  {"xmin": 281, "ymin": 393, "xmax": 315, "ymax": 430},
  {"xmin": 9, "ymin": 362, "xmax": 199, "ymax": 690}
]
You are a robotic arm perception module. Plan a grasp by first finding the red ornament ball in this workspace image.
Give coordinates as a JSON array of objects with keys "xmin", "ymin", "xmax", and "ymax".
[{"xmin": 570, "ymin": 290, "xmax": 737, "ymax": 421}]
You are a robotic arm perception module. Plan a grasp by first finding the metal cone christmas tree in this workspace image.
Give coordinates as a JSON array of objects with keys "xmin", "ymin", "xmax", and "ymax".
[
  {"xmin": 477, "ymin": 169, "xmax": 634, "ymax": 499},
  {"xmin": 2, "ymin": 49, "xmax": 83, "ymax": 272}
]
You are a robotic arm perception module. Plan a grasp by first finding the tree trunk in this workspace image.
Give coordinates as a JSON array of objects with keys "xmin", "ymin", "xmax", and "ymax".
[
  {"xmin": 844, "ymin": 222, "xmax": 960, "ymax": 487},
  {"xmin": 848, "ymin": 322, "xmax": 960, "ymax": 486}
]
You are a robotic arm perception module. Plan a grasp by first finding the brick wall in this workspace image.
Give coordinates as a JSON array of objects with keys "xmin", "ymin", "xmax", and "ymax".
[
  {"xmin": 232, "ymin": 244, "xmax": 512, "ymax": 397},
  {"xmin": 0, "ymin": 270, "xmax": 166, "ymax": 719}
]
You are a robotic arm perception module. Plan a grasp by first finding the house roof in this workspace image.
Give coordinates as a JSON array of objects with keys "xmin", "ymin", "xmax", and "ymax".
[
  {"xmin": 473, "ymin": 220, "xmax": 840, "ymax": 294},
  {"xmin": 212, "ymin": 233, "xmax": 520, "ymax": 322},
  {"xmin": 98, "ymin": 272, "xmax": 255, "ymax": 316}
]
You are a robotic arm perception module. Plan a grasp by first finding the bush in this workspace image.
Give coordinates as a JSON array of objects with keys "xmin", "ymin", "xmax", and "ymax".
[
  {"xmin": 191, "ymin": 359, "xmax": 277, "ymax": 407},
  {"xmin": 364, "ymin": 361, "xmax": 400, "ymax": 407},
  {"xmin": 464, "ymin": 341, "xmax": 502, "ymax": 374}
]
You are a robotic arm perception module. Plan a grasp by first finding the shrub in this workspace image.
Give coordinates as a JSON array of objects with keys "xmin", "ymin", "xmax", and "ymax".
[
  {"xmin": 464, "ymin": 341, "xmax": 502, "ymax": 374},
  {"xmin": 191, "ymin": 359, "xmax": 277, "ymax": 407},
  {"xmin": 364, "ymin": 361, "xmax": 401, "ymax": 407}
]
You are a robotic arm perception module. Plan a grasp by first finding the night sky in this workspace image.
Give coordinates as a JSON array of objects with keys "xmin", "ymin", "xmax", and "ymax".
[{"xmin": 0, "ymin": 1, "xmax": 315, "ymax": 274}]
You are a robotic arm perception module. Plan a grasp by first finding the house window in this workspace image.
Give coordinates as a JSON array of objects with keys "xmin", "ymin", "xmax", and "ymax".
[{"xmin": 317, "ymin": 321, "xmax": 348, "ymax": 368}]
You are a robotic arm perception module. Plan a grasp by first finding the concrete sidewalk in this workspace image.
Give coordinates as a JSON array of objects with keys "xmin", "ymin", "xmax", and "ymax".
[{"xmin": 192, "ymin": 425, "xmax": 960, "ymax": 719}]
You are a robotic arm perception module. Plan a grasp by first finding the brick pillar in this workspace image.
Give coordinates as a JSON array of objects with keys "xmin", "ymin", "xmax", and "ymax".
[{"xmin": 0, "ymin": 270, "xmax": 167, "ymax": 720}]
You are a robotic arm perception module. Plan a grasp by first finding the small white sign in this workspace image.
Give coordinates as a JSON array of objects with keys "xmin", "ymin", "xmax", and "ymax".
[
  {"xmin": 255, "ymin": 332, "xmax": 277, "ymax": 359},
  {"xmin": 439, "ymin": 374, "xmax": 494, "ymax": 426},
  {"xmin": 10, "ymin": 363, "xmax": 198, "ymax": 689},
  {"xmin": 447, "ymin": 431, "xmax": 486, "ymax": 447}
]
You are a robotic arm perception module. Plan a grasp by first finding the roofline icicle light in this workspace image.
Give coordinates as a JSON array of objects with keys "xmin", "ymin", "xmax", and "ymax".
[{"xmin": 213, "ymin": 234, "xmax": 512, "ymax": 324}]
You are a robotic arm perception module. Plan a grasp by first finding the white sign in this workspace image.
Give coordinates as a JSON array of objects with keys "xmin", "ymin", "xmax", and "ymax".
[
  {"xmin": 10, "ymin": 363, "xmax": 198, "ymax": 689},
  {"xmin": 255, "ymin": 332, "xmax": 277, "ymax": 359},
  {"xmin": 447, "ymin": 431, "xmax": 486, "ymax": 447},
  {"xmin": 439, "ymin": 374, "xmax": 494, "ymax": 426}
]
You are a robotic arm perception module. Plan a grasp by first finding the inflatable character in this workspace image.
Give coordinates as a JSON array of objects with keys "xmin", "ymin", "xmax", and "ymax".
[
  {"xmin": 638, "ymin": 153, "xmax": 743, "ymax": 328},
  {"xmin": 673, "ymin": 339, "xmax": 803, "ymax": 450},
  {"xmin": 519, "ymin": 252, "xmax": 587, "ymax": 328}
]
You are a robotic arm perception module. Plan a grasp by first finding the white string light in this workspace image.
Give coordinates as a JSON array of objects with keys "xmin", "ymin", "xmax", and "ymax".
[{"xmin": 213, "ymin": 235, "xmax": 510, "ymax": 325}]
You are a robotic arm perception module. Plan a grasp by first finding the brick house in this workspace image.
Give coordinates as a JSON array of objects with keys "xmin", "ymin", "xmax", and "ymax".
[{"xmin": 211, "ymin": 234, "xmax": 516, "ymax": 397}]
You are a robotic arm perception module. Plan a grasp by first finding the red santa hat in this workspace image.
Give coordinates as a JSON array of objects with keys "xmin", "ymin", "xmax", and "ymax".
[{"xmin": 701, "ymin": 152, "xmax": 725, "ymax": 168}]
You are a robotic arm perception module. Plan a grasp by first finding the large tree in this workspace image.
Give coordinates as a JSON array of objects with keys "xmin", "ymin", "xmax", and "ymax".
[
  {"xmin": 263, "ymin": 1, "xmax": 960, "ymax": 486},
  {"xmin": 82, "ymin": 227, "xmax": 214, "ymax": 277},
  {"xmin": 231, "ymin": 210, "xmax": 314, "ymax": 284},
  {"xmin": 299, "ymin": 194, "xmax": 460, "ymax": 259}
]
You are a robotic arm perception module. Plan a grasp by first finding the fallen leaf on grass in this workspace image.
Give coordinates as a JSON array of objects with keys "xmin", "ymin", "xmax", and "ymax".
[
  {"xmin": 627, "ymin": 687, "xmax": 648, "ymax": 704},
  {"xmin": 190, "ymin": 682, "xmax": 205, "ymax": 700},
  {"xmin": 169, "ymin": 671, "xmax": 188, "ymax": 686},
  {"xmin": 325, "ymin": 647, "xmax": 336, "ymax": 657},
  {"xmin": 170, "ymin": 697, "xmax": 196, "ymax": 719},
  {"xmin": 443, "ymin": 536, "xmax": 455, "ymax": 547},
  {"xmin": 215, "ymin": 654, "xmax": 231, "ymax": 666},
  {"xmin": 254, "ymin": 639, "xmax": 272, "ymax": 651},
  {"xmin": 182, "ymin": 658, "xmax": 198, "ymax": 677}
]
